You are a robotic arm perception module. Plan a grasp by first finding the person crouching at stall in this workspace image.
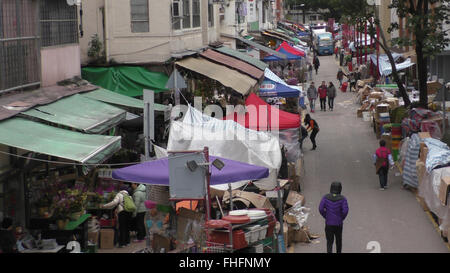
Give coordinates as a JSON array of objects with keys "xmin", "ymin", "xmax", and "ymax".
[
  {"xmin": 304, "ymin": 114, "xmax": 319, "ymax": 150},
  {"xmin": 101, "ymin": 185, "xmax": 132, "ymax": 248},
  {"xmin": 319, "ymin": 182, "xmax": 349, "ymax": 253}
]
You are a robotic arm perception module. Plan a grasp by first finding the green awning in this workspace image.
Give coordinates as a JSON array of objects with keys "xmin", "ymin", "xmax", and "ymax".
[
  {"xmin": 0, "ymin": 118, "xmax": 121, "ymax": 164},
  {"xmin": 213, "ymin": 46, "xmax": 268, "ymax": 71},
  {"xmin": 81, "ymin": 88, "xmax": 166, "ymax": 112},
  {"xmin": 22, "ymin": 94, "xmax": 127, "ymax": 134},
  {"xmin": 81, "ymin": 66, "xmax": 169, "ymax": 97}
]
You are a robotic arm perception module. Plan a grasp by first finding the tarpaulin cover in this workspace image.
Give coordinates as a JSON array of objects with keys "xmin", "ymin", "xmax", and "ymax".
[
  {"xmin": 263, "ymin": 47, "xmax": 303, "ymax": 61},
  {"xmin": 224, "ymin": 93, "xmax": 300, "ymax": 130},
  {"xmin": 82, "ymin": 88, "xmax": 166, "ymax": 112},
  {"xmin": 213, "ymin": 46, "xmax": 268, "ymax": 71},
  {"xmin": 369, "ymin": 53, "xmax": 415, "ymax": 76},
  {"xmin": 418, "ymin": 166, "xmax": 450, "ymax": 235},
  {"xmin": 22, "ymin": 94, "xmax": 126, "ymax": 134},
  {"xmin": 81, "ymin": 66, "xmax": 169, "ymax": 97},
  {"xmin": 176, "ymin": 57, "xmax": 257, "ymax": 95},
  {"xmin": 277, "ymin": 41, "xmax": 306, "ymax": 57},
  {"xmin": 200, "ymin": 49, "xmax": 264, "ymax": 80},
  {"xmin": 260, "ymin": 68, "xmax": 300, "ymax": 98},
  {"xmin": 167, "ymin": 106, "xmax": 281, "ymax": 190},
  {"xmin": 112, "ymin": 155, "xmax": 269, "ymax": 186},
  {"xmin": 402, "ymin": 133, "xmax": 421, "ymax": 188},
  {"xmin": 0, "ymin": 117, "xmax": 121, "ymax": 164}
]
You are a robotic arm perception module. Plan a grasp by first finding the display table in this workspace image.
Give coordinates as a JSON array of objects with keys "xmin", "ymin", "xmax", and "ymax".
[{"xmin": 20, "ymin": 245, "xmax": 65, "ymax": 253}]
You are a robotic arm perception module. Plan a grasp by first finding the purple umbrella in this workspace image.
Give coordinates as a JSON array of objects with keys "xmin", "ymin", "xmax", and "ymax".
[{"xmin": 112, "ymin": 156, "xmax": 269, "ymax": 186}]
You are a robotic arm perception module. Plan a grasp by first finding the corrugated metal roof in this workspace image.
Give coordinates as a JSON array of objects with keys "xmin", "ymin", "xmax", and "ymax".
[
  {"xmin": 176, "ymin": 57, "xmax": 257, "ymax": 95},
  {"xmin": 212, "ymin": 46, "xmax": 268, "ymax": 71},
  {"xmin": 200, "ymin": 49, "xmax": 264, "ymax": 80},
  {"xmin": 220, "ymin": 33, "xmax": 287, "ymax": 59}
]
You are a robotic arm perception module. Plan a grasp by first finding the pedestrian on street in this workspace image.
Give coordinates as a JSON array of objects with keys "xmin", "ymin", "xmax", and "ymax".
[
  {"xmin": 299, "ymin": 124, "xmax": 308, "ymax": 151},
  {"xmin": 336, "ymin": 68, "xmax": 345, "ymax": 87},
  {"xmin": 313, "ymin": 56, "xmax": 320, "ymax": 75},
  {"xmin": 101, "ymin": 185, "xmax": 132, "ymax": 248},
  {"xmin": 327, "ymin": 82, "xmax": 337, "ymax": 111},
  {"xmin": 318, "ymin": 81, "xmax": 328, "ymax": 112},
  {"xmin": 348, "ymin": 72, "xmax": 357, "ymax": 92},
  {"xmin": 373, "ymin": 140, "xmax": 395, "ymax": 190},
  {"xmin": 307, "ymin": 82, "xmax": 318, "ymax": 113},
  {"xmin": 304, "ymin": 114, "xmax": 319, "ymax": 150},
  {"xmin": 131, "ymin": 183, "xmax": 147, "ymax": 243},
  {"xmin": 319, "ymin": 181, "xmax": 349, "ymax": 253}
]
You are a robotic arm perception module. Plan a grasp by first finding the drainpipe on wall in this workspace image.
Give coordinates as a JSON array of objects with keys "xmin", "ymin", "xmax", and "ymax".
[
  {"xmin": 201, "ymin": 0, "xmax": 209, "ymax": 46},
  {"xmin": 104, "ymin": 0, "xmax": 110, "ymax": 63}
]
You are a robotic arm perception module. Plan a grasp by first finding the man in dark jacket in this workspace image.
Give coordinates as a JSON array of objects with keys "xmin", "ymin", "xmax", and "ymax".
[{"xmin": 319, "ymin": 182, "xmax": 349, "ymax": 253}]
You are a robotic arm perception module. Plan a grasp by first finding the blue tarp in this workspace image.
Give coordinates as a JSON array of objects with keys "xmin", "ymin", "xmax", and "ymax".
[
  {"xmin": 259, "ymin": 79, "xmax": 300, "ymax": 98},
  {"xmin": 263, "ymin": 48, "xmax": 303, "ymax": 61}
]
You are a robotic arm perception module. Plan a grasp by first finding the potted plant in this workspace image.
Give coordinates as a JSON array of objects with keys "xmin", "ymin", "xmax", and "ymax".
[{"xmin": 66, "ymin": 185, "xmax": 88, "ymax": 221}]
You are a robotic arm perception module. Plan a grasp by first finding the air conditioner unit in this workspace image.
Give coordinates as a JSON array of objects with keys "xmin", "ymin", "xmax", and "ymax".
[{"xmin": 66, "ymin": 0, "xmax": 81, "ymax": 6}]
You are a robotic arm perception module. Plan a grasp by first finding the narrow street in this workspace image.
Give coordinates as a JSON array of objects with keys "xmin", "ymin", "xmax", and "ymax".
[{"xmin": 294, "ymin": 55, "xmax": 449, "ymax": 253}]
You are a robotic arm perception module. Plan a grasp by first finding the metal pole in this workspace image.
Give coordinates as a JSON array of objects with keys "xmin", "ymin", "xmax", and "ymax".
[
  {"xmin": 204, "ymin": 147, "xmax": 211, "ymax": 222},
  {"xmin": 228, "ymin": 183, "xmax": 233, "ymax": 211},
  {"xmin": 143, "ymin": 89, "xmax": 155, "ymax": 160}
]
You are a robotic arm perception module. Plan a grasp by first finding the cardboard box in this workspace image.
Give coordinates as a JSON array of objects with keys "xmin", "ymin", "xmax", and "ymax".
[
  {"xmin": 288, "ymin": 226, "xmax": 310, "ymax": 243},
  {"xmin": 88, "ymin": 231, "xmax": 99, "ymax": 245},
  {"xmin": 420, "ymin": 146, "xmax": 428, "ymax": 163},
  {"xmin": 152, "ymin": 233, "xmax": 171, "ymax": 253},
  {"xmin": 99, "ymin": 229, "xmax": 114, "ymax": 249},
  {"xmin": 416, "ymin": 160, "xmax": 426, "ymax": 186},
  {"xmin": 283, "ymin": 222, "xmax": 290, "ymax": 246},
  {"xmin": 439, "ymin": 177, "xmax": 450, "ymax": 206},
  {"xmin": 176, "ymin": 208, "xmax": 203, "ymax": 242},
  {"xmin": 286, "ymin": 191, "xmax": 305, "ymax": 207},
  {"xmin": 223, "ymin": 190, "xmax": 275, "ymax": 210}
]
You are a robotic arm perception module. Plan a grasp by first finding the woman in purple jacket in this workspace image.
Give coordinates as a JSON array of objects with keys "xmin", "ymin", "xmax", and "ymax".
[{"xmin": 319, "ymin": 181, "xmax": 349, "ymax": 253}]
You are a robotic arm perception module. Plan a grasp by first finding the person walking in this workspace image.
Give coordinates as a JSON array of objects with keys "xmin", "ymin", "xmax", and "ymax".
[
  {"xmin": 318, "ymin": 81, "xmax": 328, "ymax": 112},
  {"xmin": 313, "ymin": 55, "xmax": 320, "ymax": 75},
  {"xmin": 348, "ymin": 72, "xmax": 357, "ymax": 92},
  {"xmin": 307, "ymin": 82, "xmax": 318, "ymax": 113},
  {"xmin": 373, "ymin": 140, "xmax": 395, "ymax": 190},
  {"xmin": 131, "ymin": 183, "xmax": 147, "ymax": 243},
  {"xmin": 304, "ymin": 114, "xmax": 319, "ymax": 150},
  {"xmin": 299, "ymin": 124, "xmax": 308, "ymax": 152},
  {"xmin": 327, "ymin": 82, "xmax": 337, "ymax": 111},
  {"xmin": 319, "ymin": 182, "xmax": 349, "ymax": 253},
  {"xmin": 336, "ymin": 69, "xmax": 345, "ymax": 87},
  {"xmin": 101, "ymin": 185, "xmax": 132, "ymax": 248}
]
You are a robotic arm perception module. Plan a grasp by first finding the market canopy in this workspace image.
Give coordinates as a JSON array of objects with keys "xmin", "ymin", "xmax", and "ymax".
[
  {"xmin": 22, "ymin": 94, "xmax": 127, "ymax": 134},
  {"xmin": 81, "ymin": 66, "xmax": 169, "ymax": 97},
  {"xmin": 220, "ymin": 33, "xmax": 287, "ymax": 60},
  {"xmin": 176, "ymin": 57, "xmax": 257, "ymax": 95},
  {"xmin": 167, "ymin": 106, "xmax": 281, "ymax": 190},
  {"xmin": 112, "ymin": 155, "xmax": 269, "ymax": 186},
  {"xmin": 277, "ymin": 41, "xmax": 305, "ymax": 57},
  {"xmin": 263, "ymin": 47, "xmax": 302, "ymax": 61},
  {"xmin": 259, "ymin": 69, "xmax": 300, "ymax": 98},
  {"xmin": 212, "ymin": 46, "xmax": 268, "ymax": 71},
  {"xmin": 200, "ymin": 49, "xmax": 264, "ymax": 80},
  {"xmin": 0, "ymin": 117, "xmax": 121, "ymax": 164},
  {"xmin": 81, "ymin": 88, "xmax": 166, "ymax": 111},
  {"xmin": 224, "ymin": 93, "xmax": 300, "ymax": 131}
]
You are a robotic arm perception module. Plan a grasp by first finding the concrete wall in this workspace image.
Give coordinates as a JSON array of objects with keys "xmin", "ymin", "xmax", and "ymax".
[
  {"xmin": 40, "ymin": 44, "xmax": 81, "ymax": 87},
  {"xmin": 80, "ymin": 0, "xmax": 219, "ymax": 64},
  {"xmin": 79, "ymin": 0, "xmax": 105, "ymax": 65}
]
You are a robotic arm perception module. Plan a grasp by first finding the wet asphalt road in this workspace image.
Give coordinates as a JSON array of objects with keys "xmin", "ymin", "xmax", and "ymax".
[{"xmin": 292, "ymin": 55, "xmax": 449, "ymax": 253}]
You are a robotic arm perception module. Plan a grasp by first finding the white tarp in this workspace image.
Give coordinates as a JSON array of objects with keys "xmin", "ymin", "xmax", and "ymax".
[
  {"xmin": 167, "ymin": 106, "xmax": 282, "ymax": 191},
  {"xmin": 369, "ymin": 53, "xmax": 415, "ymax": 76}
]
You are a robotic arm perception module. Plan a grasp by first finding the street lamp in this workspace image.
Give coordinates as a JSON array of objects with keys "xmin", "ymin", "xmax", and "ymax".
[{"xmin": 298, "ymin": 3, "xmax": 306, "ymax": 24}]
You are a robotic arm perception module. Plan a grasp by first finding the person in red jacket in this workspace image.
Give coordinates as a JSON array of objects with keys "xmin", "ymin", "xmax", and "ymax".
[
  {"xmin": 373, "ymin": 140, "xmax": 395, "ymax": 190},
  {"xmin": 318, "ymin": 81, "xmax": 328, "ymax": 111}
]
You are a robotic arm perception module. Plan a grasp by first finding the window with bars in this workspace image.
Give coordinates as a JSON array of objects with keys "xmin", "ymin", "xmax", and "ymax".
[
  {"xmin": 172, "ymin": 0, "xmax": 202, "ymax": 31},
  {"xmin": 208, "ymin": 3, "xmax": 214, "ymax": 27},
  {"xmin": 131, "ymin": 0, "xmax": 149, "ymax": 33},
  {"xmin": 40, "ymin": 0, "xmax": 78, "ymax": 47},
  {"xmin": 192, "ymin": 0, "xmax": 200, "ymax": 28},
  {"xmin": 0, "ymin": 0, "xmax": 40, "ymax": 93}
]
